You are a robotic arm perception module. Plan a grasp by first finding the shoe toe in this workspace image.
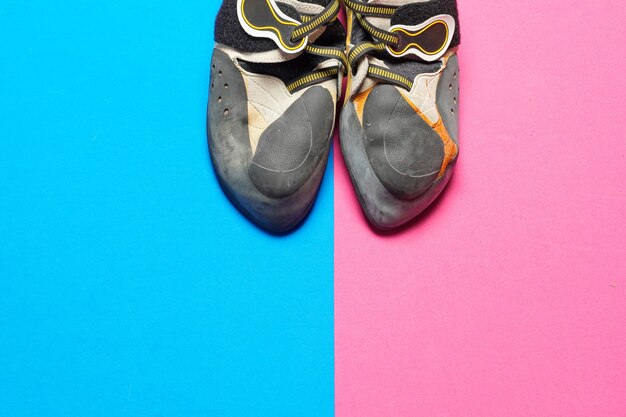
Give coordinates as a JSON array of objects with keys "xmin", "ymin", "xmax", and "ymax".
[
  {"xmin": 340, "ymin": 99, "xmax": 456, "ymax": 231},
  {"xmin": 340, "ymin": 54, "xmax": 460, "ymax": 231},
  {"xmin": 207, "ymin": 49, "xmax": 333, "ymax": 234},
  {"xmin": 362, "ymin": 84, "xmax": 445, "ymax": 201}
]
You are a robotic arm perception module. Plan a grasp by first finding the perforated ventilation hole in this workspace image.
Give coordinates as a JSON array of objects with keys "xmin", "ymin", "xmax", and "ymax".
[
  {"xmin": 453, "ymin": 97, "xmax": 457, "ymax": 105},
  {"xmin": 449, "ymin": 84, "xmax": 452, "ymax": 90},
  {"xmin": 212, "ymin": 64, "xmax": 215, "ymax": 69},
  {"xmin": 218, "ymin": 96, "xmax": 222, "ymax": 103},
  {"xmin": 224, "ymin": 83, "xmax": 229, "ymax": 89},
  {"xmin": 224, "ymin": 109, "xmax": 229, "ymax": 116},
  {"xmin": 451, "ymin": 108, "xmax": 455, "ymax": 115},
  {"xmin": 219, "ymin": 70, "xmax": 223, "ymax": 76},
  {"xmin": 211, "ymin": 82, "xmax": 214, "ymax": 89},
  {"xmin": 453, "ymin": 72, "xmax": 457, "ymax": 79}
]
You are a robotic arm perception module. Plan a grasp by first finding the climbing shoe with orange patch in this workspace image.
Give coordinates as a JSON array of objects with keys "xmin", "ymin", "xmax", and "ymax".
[{"xmin": 340, "ymin": 0, "xmax": 461, "ymax": 230}]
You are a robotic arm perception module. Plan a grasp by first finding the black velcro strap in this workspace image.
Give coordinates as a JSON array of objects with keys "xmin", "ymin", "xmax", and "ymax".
[
  {"xmin": 392, "ymin": 0, "xmax": 461, "ymax": 49},
  {"xmin": 215, "ymin": 0, "xmax": 302, "ymax": 52}
]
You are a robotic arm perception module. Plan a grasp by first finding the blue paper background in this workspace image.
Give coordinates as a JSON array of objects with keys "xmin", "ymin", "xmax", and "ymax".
[{"xmin": 0, "ymin": 1, "xmax": 334, "ymax": 416}]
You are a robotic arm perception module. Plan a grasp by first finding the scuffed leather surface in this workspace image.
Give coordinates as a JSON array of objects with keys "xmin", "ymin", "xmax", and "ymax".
[
  {"xmin": 250, "ymin": 86, "xmax": 334, "ymax": 199},
  {"xmin": 363, "ymin": 84, "xmax": 444, "ymax": 200},
  {"xmin": 340, "ymin": 102, "xmax": 455, "ymax": 231}
]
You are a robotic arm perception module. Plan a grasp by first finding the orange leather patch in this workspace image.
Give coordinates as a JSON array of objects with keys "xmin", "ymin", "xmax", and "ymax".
[
  {"xmin": 400, "ymin": 92, "xmax": 458, "ymax": 178},
  {"xmin": 432, "ymin": 118, "xmax": 458, "ymax": 177},
  {"xmin": 353, "ymin": 87, "xmax": 374, "ymax": 125}
]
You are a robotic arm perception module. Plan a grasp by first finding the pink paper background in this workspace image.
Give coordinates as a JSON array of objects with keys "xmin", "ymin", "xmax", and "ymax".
[{"xmin": 334, "ymin": 0, "xmax": 626, "ymax": 416}]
